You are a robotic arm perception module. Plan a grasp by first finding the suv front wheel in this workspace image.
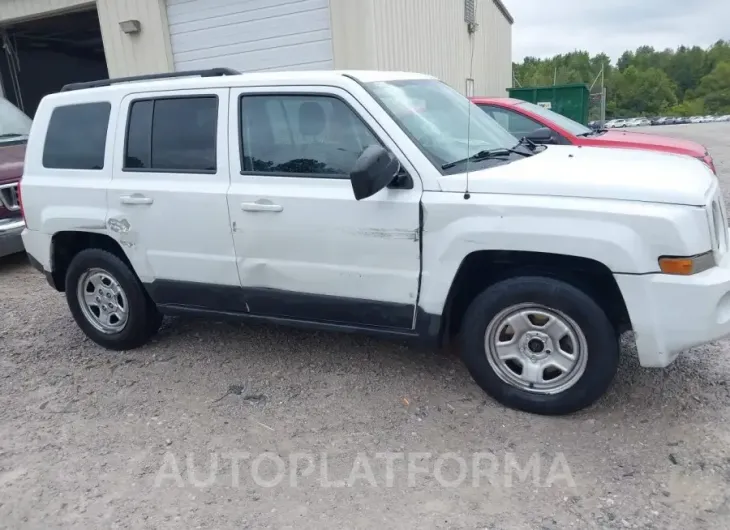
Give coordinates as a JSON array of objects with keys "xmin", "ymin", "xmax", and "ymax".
[
  {"xmin": 65, "ymin": 249, "xmax": 162, "ymax": 350},
  {"xmin": 460, "ymin": 276, "xmax": 619, "ymax": 415}
]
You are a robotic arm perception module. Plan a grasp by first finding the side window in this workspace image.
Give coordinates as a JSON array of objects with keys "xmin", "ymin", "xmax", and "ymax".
[
  {"xmin": 43, "ymin": 102, "xmax": 111, "ymax": 170},
  {"xmin": 125, "ymin": 100, "xmax": 152, "ymax": 169},
  {"xmin": 482, "ymin": 106, "xmax": 544, "ymax": 137},
  {"xmin": 239, "ymin": 94, "xmax": 381, "ymax": 177},
  {"xmin": 124, "ymin": 96, "xmax": 218, "ymax": 173}
]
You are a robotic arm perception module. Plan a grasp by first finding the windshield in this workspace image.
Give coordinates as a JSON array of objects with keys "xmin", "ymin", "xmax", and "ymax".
[
  {"xmin": 514, "ymin": 101, "xmax": 592, "ymax": 136},
  {"xmin": 0, "ymin": 97, "xmax": 31, "ymax": 142},
  {"xmin": 366, "ymin": 79, "xmax": 519, "ymax": 172}
]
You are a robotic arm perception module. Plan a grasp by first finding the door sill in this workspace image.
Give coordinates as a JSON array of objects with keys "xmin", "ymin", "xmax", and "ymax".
[{"xmin": 158, "ymin": 304, "xmax": 421, "ymax": 340}]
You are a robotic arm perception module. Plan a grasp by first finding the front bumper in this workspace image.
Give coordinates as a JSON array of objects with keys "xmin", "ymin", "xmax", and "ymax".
[
  {"xmin": 616, "ymin": 254, "xmax": 730, "ymax": 367},
  {"xmin": 0, "ymin": 218, "xmax": 24, "ymax": 258}
]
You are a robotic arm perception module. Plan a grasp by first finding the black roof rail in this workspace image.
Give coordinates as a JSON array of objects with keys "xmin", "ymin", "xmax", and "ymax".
[{"xmin": 60, "ymin": 68, "xmax": 240, "ymax": 92}]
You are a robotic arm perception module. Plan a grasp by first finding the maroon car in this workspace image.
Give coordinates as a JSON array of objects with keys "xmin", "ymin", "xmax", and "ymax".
[{"xmin": 0, "ymin": 97, "xmax": 31, "ymax": 258}]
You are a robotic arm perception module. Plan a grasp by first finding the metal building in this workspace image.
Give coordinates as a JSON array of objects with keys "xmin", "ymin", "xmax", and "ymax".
[{"xmin": 0, "ymin": 0, "xmax": 512, "ymax": 116}]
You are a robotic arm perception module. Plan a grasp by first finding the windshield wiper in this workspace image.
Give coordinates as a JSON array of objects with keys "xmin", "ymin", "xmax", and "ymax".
[
  {"xmin": 515, "ymin": 136, "xmax": 540, "ymax": 152},
  {"xmin": 0, "ymin": 133, "xmax": 25, "ymax": 139},
  {"xmin": 442, "ymin": 146, "xmax": 532, "ymax": 170},
  {"xmin": 442, "ymin": 149, "xmax": 510, "ymax": 170},
  {"xmin": 576, "ymin": 128, "xmax": 607, "ymax": 137}
]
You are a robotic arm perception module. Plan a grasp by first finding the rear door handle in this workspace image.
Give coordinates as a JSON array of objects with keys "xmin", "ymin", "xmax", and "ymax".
[
  {"xmin": 120, "ymin": 194, "xmax": 154, "ymax": 206},
  {"xmin": 241, "ymin": 201, "xmax": 283, "ymax": 213}
]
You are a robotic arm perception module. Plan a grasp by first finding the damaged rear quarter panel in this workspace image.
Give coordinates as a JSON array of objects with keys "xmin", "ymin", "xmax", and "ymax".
[
  {"xmin": 104, "ymin": 205, "xmax": 154, "ymax": 283},
  {"xmin": 107, "ymin": 217, "xmax": 139, "ymax": 249}
]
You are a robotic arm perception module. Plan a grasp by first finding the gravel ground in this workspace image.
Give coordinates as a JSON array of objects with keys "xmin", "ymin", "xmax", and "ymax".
[{"xmin": 2, "ymin": 122, "xmax": 730, "ymax": 530}]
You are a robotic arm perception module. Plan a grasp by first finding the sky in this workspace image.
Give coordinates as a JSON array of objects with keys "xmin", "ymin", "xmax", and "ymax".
[{"xmin": 501, "ymin": 0, "xmax": 730, "ymax": 62}]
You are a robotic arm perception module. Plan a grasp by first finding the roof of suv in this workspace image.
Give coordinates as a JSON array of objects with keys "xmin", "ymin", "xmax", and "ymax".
[{"xmin": 44, "ymin": 70, "xmax": 436, "ymax": 104}]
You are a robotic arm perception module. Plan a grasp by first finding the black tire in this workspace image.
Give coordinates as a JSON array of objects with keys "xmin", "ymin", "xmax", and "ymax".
[
  {"xmin": 65, "ymin": 248, "xmax": 162, "ymax": 351},
  {"xmin": 460, "ymin": 276, "xmax": 619, "ymax": 415}
]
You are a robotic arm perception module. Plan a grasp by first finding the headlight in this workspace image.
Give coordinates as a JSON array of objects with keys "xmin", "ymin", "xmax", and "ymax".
[
  {"xmin": 707, "ymin": 193, "xmax": 729, "ymax": 254},
  {"xmin": 658, "ymin": 251, "xmax": 716, "ymax": 275}
]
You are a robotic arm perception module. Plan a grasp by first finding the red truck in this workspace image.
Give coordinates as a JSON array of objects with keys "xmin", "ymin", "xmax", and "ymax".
[{"xmin": 0, "ymin": 97, "xmax": 31, "ymax": 258}]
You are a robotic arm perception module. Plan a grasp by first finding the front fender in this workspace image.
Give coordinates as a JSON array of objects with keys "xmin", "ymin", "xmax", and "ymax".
[{"xmin": 418, "ymin": 192, "xmax": 711, "ymax": 315}]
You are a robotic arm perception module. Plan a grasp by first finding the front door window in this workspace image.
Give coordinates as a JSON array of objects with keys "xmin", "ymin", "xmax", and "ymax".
[{"xmin": 239, "ymin": 94, "xmax": 381, "ymax": 177}]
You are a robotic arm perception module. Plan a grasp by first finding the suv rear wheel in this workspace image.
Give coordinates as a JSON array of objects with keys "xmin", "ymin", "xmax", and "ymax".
[
  {"xmin": 460, "ymin": 276, "xmax": 619, "ymax": 415},
  {"xmin": 65, "ymin": 249, "xmax": 162, "ymax": 350}
]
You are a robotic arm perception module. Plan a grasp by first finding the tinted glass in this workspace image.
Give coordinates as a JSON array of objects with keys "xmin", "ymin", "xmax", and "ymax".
[
  {"xmin": 43, "ymin": 102, "xmax": 111, "ymax": 170},
  {"xmin": 125, "ymin": 100, "xmax": 153, "ymax": 169},
  {"xmin": 124, "ymin": 96, "xmax": 218, "ymax": 172},
  {"xmin": 152, "ymin": 98, "xmax": 217, "ymax": 171},
  {"xmin": 240, "ymin": 95, "xmax": 380, "ymax": 177},
  {"xmin": 515, "ymin": 101, "xmax": 591, "ymax": 136},
  {"xmin": 480, "ymin": 105, "xmax": 544, "ymax": 137}
]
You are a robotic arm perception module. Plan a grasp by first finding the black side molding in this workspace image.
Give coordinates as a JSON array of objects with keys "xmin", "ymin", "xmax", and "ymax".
[
  {"xmin": 142, "ymin": 280, "xmax": 445, "ymax": 347},
  {"xmin": 145, "ymin": 280, "xmax": 416, "ymax": 330}
]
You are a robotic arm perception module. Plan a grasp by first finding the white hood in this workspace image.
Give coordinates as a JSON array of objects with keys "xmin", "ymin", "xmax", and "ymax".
[{"xmin": 438, "ymin": 145, "xmax": 715, "ymax": 206}]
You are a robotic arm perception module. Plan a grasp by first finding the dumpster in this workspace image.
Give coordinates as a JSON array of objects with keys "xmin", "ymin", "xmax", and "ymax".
[{"xmin": 507, "ymin": 83, "xmax": 590, "ymax": 125}]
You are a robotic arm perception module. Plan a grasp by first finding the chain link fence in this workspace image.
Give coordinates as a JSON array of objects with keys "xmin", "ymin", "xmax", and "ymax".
[{"xmin": 588, "ymin": 88, "xmax": 606, "ymax": 125}]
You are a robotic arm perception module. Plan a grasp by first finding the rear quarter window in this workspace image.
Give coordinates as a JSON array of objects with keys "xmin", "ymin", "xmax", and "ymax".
[{"xmin": 42, "ymin": 102, "xmax": 111, "ymax": 170}]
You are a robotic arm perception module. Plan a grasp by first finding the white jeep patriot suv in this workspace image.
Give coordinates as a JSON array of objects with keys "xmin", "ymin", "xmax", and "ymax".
[{"xmin": 19, "ymin": 68, "xmax": 730, "ymax": 415}]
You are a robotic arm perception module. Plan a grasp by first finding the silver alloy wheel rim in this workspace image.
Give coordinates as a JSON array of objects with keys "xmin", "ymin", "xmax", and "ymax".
[
  {"xmin": 484, "ymin": 303, "xmax": 588, "ymax": 395},
  {"xmin": 76, "ymin": 268, "xmax": 129, "ymax": 334}
]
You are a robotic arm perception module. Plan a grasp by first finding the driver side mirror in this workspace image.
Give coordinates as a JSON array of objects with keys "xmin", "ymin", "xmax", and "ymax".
[
  {"xmin": 525, "ymin": 127, "xmax": 556, "ymax": 144},
  {"xmin": 350, "ymin": 145, "xmax": 400, "ymax": 201}
]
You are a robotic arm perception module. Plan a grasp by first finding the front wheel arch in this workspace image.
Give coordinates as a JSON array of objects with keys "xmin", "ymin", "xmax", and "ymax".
[{"xmin": 440, "ymin": 250, "xmax": 631, "ymax": 346}]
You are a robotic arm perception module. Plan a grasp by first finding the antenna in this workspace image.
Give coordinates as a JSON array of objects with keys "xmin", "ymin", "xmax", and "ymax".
[{"xmin": 464, "ymin": 26, "xmax": 476, "ymax": 200}]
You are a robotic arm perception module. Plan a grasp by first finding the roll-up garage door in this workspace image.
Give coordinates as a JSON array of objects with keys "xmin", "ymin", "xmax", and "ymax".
[{"xmin": 165, "ymin": 0, "xmax": 334, "ymax": 73}]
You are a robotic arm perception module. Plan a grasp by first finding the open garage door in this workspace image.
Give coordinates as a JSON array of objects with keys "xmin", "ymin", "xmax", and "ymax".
[
  {"xmin": 165, "ymin": 0, "xmax": 334, "ymax": 73},
  {"xmin": 0, "ymin": 8, "xmax": 108, "ymax": 117}
]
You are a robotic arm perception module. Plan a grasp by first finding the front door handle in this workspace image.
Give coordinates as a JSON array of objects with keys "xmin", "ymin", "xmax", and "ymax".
[
  {"xmin": 120, "ymin": 194, "xmax": 154, "ymax": 205},
  {"xmin": 241, "ymin": 201, "xmax": 283, "ymax": 213}
]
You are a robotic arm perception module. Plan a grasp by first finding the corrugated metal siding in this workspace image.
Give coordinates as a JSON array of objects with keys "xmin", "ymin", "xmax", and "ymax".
[
  {"xmin": 96, "ymin": 0, "xmax": 174, "ymax": 77},
  {"xmin": 165, "ymin": 0, "xmax": 334, "ymax": 72},
  {"xmin": 371, "ymin": 0, "xmax": 467, "ymax": 91},
  {"xmin": 328, "ymin": 0, "xmax": 376, "ymax": 70},
  {"xmin": 0, "ymin": 0, "xmax": 92, "ymax": 22},
  {"xmin": 479, "ymin": 0, "xmax": 512, "ymax": 96},
  {"xmin": 330, "ymin": 0, "xmax": 512, "ymax": 96}
]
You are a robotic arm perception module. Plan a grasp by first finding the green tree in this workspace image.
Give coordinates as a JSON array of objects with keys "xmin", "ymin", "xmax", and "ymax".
[
  {"xmin": 610, "ymin": 66, "xmax": 677, "ymax": 116},
  {"xmin": 707, "ymin": 40, "xmax": 730, "ymax": 70},
  {"xmin": 512, "ymin": 41, "xmax": 730, "ymax": 119},
  {"xmin": 668, "ymin": 98, "xmax": 705, "ymax": 117},
  {"xmin": 617, "ymin": 51, "xmax": 633, "ymax": 72},
  {"xmin": 694, "ymin": 61, "xmax": 730, "ymax": 113},
  {"xmin": 666, "ymin": 46, "xmax": 710, "ymax": 99}
]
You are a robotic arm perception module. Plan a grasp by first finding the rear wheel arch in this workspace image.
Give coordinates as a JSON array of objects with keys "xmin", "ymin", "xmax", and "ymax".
[
  {"xmin": 64, "ymin": 247, "xmax": 162, "ymax": 350},
  {"xmin": 49, "ymin": 231, "xmax": 133, "ymax": 292}
]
